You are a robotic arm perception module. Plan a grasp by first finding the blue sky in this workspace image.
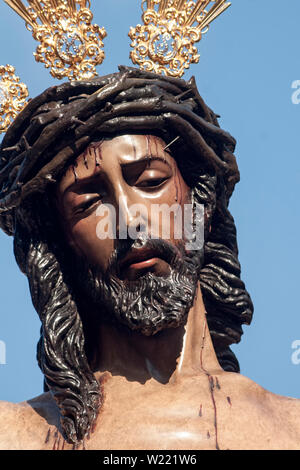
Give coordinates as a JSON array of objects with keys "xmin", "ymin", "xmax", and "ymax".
[{"xmin": 0, "ymin": 0, "xmax": 299, "ymax": 403}]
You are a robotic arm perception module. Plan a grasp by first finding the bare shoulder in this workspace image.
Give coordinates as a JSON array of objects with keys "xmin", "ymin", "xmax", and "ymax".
[
  {"xmin": 218, "ymin": 371, "xmax": 300, "ymax": 449},
  {"xmin": 230, "ymin": 371, "xmax": 300, "ymax": 415},
  {"xmin": 0, "ymin": 393, "xmax": 61, "ymax": 450},
  {"xmin": 256, "ymin": 380, "xmax": 300, "ymax": 433}
]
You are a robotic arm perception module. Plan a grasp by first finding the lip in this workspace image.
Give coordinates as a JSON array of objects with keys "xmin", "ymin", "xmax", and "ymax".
[
  {"xmin": 128, "ymin": 257, "xmax": 159, "ymax": 270},
  {"xmin": 119, "ymin": 248, "xmax": 163, "ymax": 273}
]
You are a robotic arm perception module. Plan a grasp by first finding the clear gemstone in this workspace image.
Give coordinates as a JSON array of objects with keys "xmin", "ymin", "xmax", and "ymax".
[
  {"xmin": 56, "ymin": 31, "xmax": 86, "ymax": 63},
  {"xmin": 0, "ymin": 83, "xmax": 8, "ymax": 112},
  {"xmin": 150, "ymin": 31, "xmax": 178, "ymax": 63}
]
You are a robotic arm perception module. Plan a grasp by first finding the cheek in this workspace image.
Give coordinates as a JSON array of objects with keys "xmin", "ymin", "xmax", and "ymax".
[
  {"xmin": 69, "ymin": 213, "xmax": 115, "ymax": 270},
  {"xmin": 147, "ymin": 174, "xmax": 191, "ymax": 242},
  {"xmin": 174, "ymin": 180, "xmax": 191, "ymax": 243},
  {"xmin": 174, "ymin": 165, "xmax": 190, "ymax": 205}
]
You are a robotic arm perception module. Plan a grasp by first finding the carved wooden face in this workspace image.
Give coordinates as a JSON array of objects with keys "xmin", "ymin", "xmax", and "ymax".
[{"xmin": 56, "ymin": 134, "xmax": 191, "ymax": 281}]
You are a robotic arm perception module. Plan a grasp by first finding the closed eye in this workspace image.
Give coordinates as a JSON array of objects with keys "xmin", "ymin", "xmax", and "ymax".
[
  {"xmin": 137, "ymin": 177, "xmax": 169, "ymax": 188},
  {"xmin": 122, "ymin": 156, "xmax": 173, "ymax": 188},
  {"xmin": 74, "ymin": 196, "xmax": 102, "ymax": 214}
]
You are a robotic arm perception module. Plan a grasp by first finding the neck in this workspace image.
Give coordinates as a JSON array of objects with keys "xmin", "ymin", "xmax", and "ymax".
[{"xmin": 92, "ymin": 283, "xmax": 222, "ymax": 385}]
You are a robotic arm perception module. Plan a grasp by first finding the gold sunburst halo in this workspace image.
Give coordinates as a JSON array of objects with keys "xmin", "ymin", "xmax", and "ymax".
[
  {"xmin": 4, "ymin": 0, "xmax": 107, "ymax": 81},
  {"xmin": 0, "ymin": 65, "xmax": 29, "ymax": 134},
  {"xmin": 129, "ymin": 0, "xmax": 231, "ymax": 78}
]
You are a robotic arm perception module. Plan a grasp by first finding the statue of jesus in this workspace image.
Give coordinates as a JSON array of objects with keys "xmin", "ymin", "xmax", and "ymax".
[{"xmin": 0, "ymin": 67, "xmax": 299, "ymax": 450}]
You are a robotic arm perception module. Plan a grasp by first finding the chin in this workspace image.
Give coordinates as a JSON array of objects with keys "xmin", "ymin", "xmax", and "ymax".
[{"xmin": 86, "ymin": 266, "xmax": 198, "ymax": 336}]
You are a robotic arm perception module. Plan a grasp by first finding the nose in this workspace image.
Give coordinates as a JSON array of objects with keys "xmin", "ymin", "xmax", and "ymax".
[{"xmin": 113, "ymin": 183, "xmax": 148, "ymax": 240}]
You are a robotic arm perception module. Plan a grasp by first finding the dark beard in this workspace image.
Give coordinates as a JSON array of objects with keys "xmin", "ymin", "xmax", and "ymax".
[{"xmin": 74, "ymin": 237, "xmax": 203, "ymax": 336}]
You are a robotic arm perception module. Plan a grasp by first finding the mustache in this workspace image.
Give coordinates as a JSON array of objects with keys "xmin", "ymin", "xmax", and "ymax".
[{"xmin": 105, "ymin": 236, "xmax": 185, "ymax": 278}]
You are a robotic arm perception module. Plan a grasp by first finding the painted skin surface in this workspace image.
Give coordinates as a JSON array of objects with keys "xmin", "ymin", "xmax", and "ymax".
[
  {"xmin": 57, "ymin": 134, "xmax": 190, "ymax": 279},
  {"xmin": 0, "ymin": 135, "xmax": 300, "ymax": 450}
]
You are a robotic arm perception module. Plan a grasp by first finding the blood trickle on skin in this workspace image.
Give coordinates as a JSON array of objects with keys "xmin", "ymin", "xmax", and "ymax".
[
  {"xmin": 82, "ymin": 141, "xmax": 103, "ymax": 175},
  {"xmin": 131, "ymin": 136, "xmax": 137, "ymax": 161},
  {"xmin": 52, "ymin": 429, "xmax": 59, "ymax": 450},
  {"xmin": 199, "ymin": 321, "xmax": 220, "ymax": 450},
  {"xmin": 146, "ymin": 135, "xmax": 151, "ymax": 164},
  {"xmin": 93, "ymin": 143, "xmax": 102, "ymax": 168},
  {"xmin": 45, "ymin": 428, "xmax": 51, "ymax": 444},
  {"xmin": 174, "ymin": 162, "xmax": 178, "ymax": 203},
  {"xmin": 83, "ymin": 149, "xmax": 89, "ymax": 169}
]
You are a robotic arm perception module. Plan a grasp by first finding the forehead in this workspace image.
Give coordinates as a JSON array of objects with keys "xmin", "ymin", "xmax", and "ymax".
[
  {"xmin": 58, "ymin": 134, "xmax": 171, "ymax": 193},
  {"xmin": 98, "ymin": 134, "xmax": 167, "ymax": 161}
]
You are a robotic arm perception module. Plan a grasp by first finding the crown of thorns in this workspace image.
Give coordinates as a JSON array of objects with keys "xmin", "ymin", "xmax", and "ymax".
[{"xmin": 0, "ymin": 66, "xmax": 239, "ymax": 237}]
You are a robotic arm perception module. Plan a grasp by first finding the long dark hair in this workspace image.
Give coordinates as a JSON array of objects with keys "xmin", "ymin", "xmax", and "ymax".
[{"xmin": 0, "ymin": 66, "xmax": 253, "ymax": 443}]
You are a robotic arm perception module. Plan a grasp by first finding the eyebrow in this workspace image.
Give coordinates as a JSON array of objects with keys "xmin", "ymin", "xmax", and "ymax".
[
  {"xmin": 120, "ymin": 155, "xmax": 172, "ymax": 170},
  {"xmin": 63, "ymin": 154, "xmax": 172, "ymax": 195}
]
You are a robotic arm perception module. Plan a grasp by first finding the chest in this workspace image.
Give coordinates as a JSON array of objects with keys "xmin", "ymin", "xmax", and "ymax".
[{"xmin": 86, "ymin": 384, "xmax": 223, "ymax": 450}]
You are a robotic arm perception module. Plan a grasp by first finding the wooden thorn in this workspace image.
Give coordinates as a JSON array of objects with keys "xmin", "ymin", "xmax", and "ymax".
[
  {"xmin": 22, "ymin": 135, "xmax": 31, "ymax": 151},
  {"xmin": 71, "ymin": 117, "xmax": 86, "ymax": 126},
  {"xmin": 163, "ymin": 136, "xmax": 180, "ymax": 151},
  {"xmin": 175, "ymin": 89, "xmax": 193, "ymax": 101},
  {"xmin": 2, "ymin": 144, "xmax": 20, "ymax": 153},
  {"xmin": 44, "ymin": 174, "xmax": 56, "ymax": 183}
]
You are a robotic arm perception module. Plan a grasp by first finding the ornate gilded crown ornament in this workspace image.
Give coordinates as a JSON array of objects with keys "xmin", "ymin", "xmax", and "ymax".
[
  {"xmin": 129, "ymin": 0, "xmax": 231, "ymax": 78},
  {"xmin": 0, "ymin": 1, "xmax": 232, "ymax": 133},
  {"xmin": 0, "ymin": 65, "xmax": 29, "ymax": 133},
  {"xmin": 4, "ymin": 0, "xmax": 107, "ymax": 81}
]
